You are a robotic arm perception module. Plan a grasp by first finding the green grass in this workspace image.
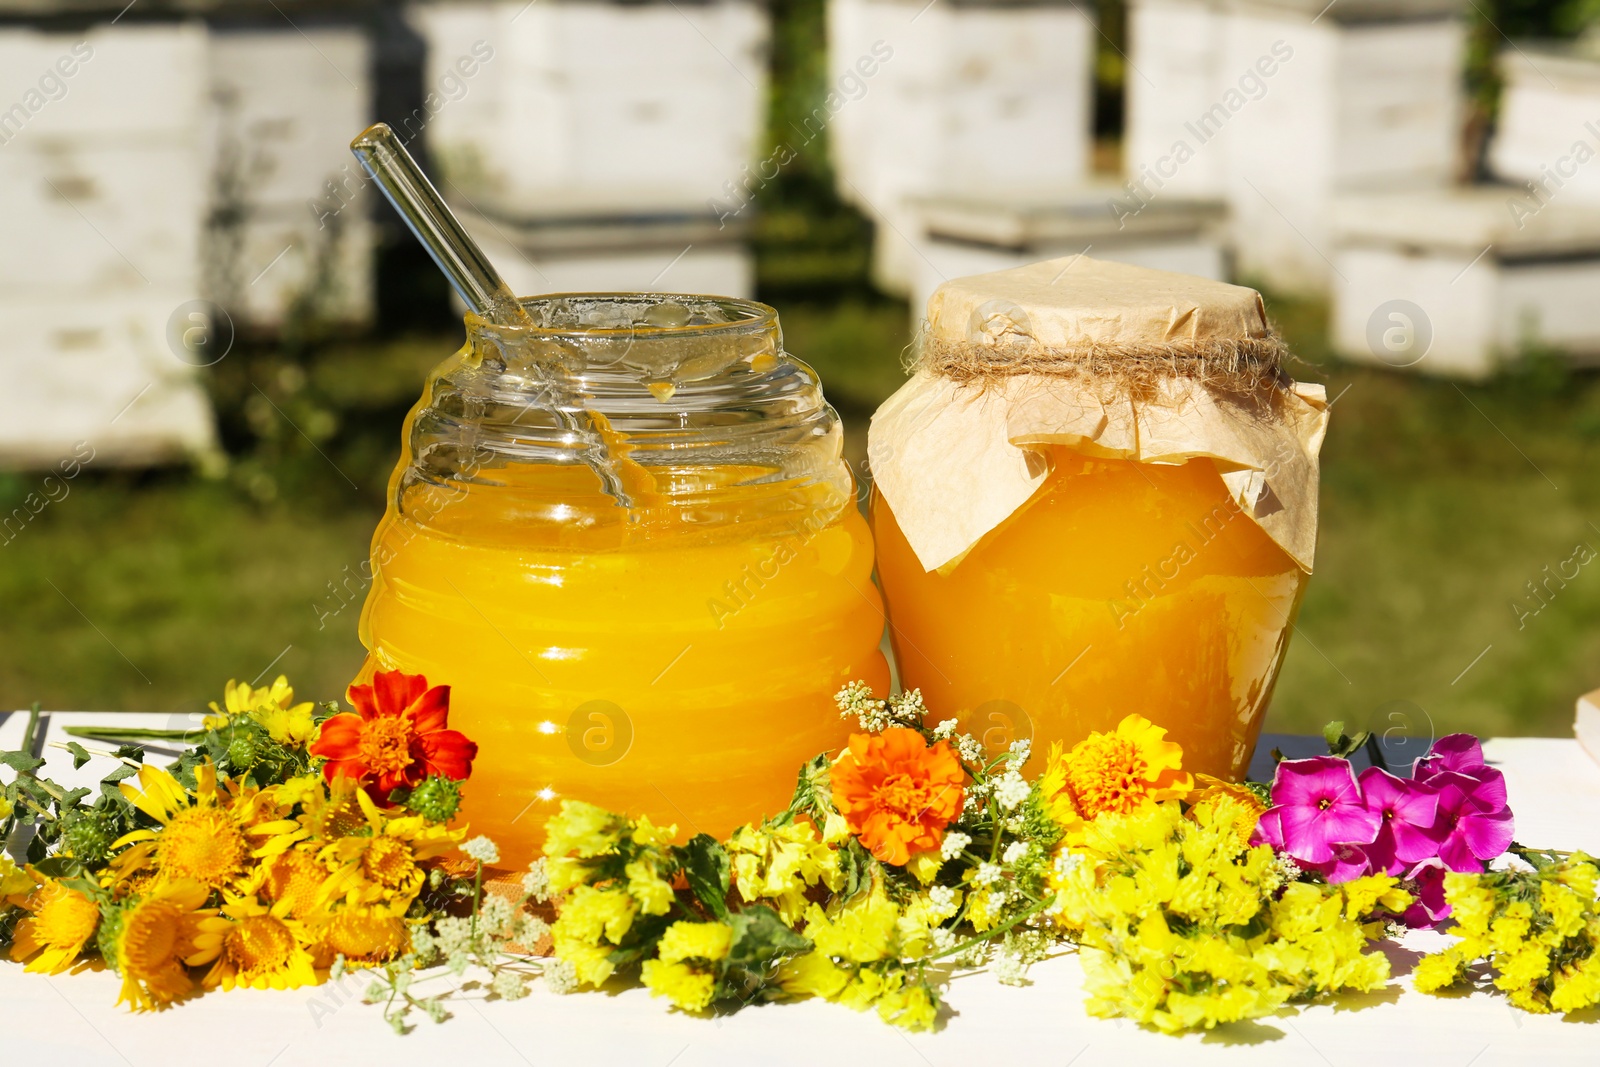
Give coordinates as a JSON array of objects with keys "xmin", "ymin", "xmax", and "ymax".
[{"xmin": 3, "ymin": 294, "xmax": 1600, "ymax": 743}]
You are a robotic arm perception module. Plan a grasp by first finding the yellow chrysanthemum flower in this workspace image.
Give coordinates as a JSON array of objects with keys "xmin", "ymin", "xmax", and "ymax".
[
  {"xmin": 1038, "ymin": 714, "xmax": 1193, "ymax": 842},
  {"xmin": 251, "ymin": 848, "xmax": 331, "ymax": 919},
  {"xmin": 190, "ymin": 895, "xmax": 318, "ymax": 991},
  {"xmin": 656, "ymin": 920, "xmax": 733, "ymax": 964},
  {"xmin": 9, "ymin": 877, "xmax": 100, "ymax": 975},
  {"xmin": 111, "ymin": 761, "xmax": 279, "ymax": 893},
  {"xmin": 112, "ymin": 879, "xmax": 213, "ymax": 1011}
]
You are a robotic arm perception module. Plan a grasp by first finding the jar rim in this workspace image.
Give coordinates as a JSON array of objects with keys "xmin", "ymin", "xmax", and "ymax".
[{"xmin": 463, "ymin": 293, "xmax": 777, "ymax": 342}]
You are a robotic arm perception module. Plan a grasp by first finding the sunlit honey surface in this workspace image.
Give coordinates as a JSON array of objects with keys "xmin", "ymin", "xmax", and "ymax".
[
  {"xmin": 871, "ymin": 449, "xmax": 1308, "ymax": 780},
  {"xmin": 358, "ymin": 460, "xmax": 889, "ymax": 867}
]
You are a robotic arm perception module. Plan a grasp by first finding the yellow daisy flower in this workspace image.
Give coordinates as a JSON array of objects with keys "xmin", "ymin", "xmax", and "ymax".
[
  {"xmin": 112, "ymin": 761, "xmax": 278, "ymax": 892},
  {"xmin": 309, "ymin": 903, "xmax": 411, "ymax": 967},
  {"xmin": 315, "ymin": 787, "xmax": 462, "ymax": 909},
  {"xmin": 249, "ymin": 774, "xmax": 369, "ymax": 861},
  {"xmin": 189, "ymin": 895, "xmax": 318, "ymax": 991},
  {"xmin": 251, "ymin": 848, "xmax": 332, "ymax": 919},
  {"xmin": 112, "ymin": 879, "xmax": 213, "ymax": 1011},
  {"xmin": 9, "ymin": 877, "xmax": 100, "ymax": 975},
  {"xmin": 206, "ymin": 676, "xmax": 316, "ymax": 746}
]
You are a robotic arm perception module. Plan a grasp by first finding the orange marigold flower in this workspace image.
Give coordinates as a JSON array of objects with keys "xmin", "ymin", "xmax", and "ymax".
[
  {"xmin": 1039, "ymin": 714, "xmax": 1193, "ymax": 839},
  {"xmin": 830, "ymin": 728, "xmax": 964, "ymax": 866},
  {"xmin": 309, "ymin": 669, "xmax": 477, "ymax": 803}
]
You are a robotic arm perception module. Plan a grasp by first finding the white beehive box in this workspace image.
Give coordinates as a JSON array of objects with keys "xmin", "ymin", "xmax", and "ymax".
[
  {"xmin": 457, "ymin": 205, "xmax": 754, "ymax": 301},
  {"xmin": 1124, "ymin": 0, "xmax": 1232, "ymax": 199},
  {"xmin": 1490, "ymin": 44, "xmax": 1600, "ymax": 203},
  {"xmin": 1330, "ymin": 187, "xmax": 1600, "ymax": 378},
  {"xmin": 902, "ymin": 189, "xmax": 1229, "ymax": 323},
  {"xmin": 0, "ymin": 23, "xmax": 216, "ymax": 468},
  {"xmin": 827, "ymin": 0, "xmax": 1095, "ymax": 294},
  {"xmin": 1223, "ymin": 0, "xmax": 1466, "ymax": 293},
  {"xmin": 1123, "ymin": 0, "xmax": 1466, "ymax": 294},
  {"xmin": 204, "ymin": 27, "xmax": 374, "ymax": 329},
  {"xmin": 406, "ymin": 0, "xmax": 768, "ymax": 215}
]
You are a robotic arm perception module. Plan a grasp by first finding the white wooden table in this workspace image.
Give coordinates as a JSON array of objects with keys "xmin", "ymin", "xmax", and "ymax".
[{"xmin": 4, "ymin": 711, "xmax": 1598, "ymax": 1067}]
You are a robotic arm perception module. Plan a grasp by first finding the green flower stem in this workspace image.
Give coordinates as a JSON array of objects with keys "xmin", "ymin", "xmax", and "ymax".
[
  {"xmin": 926, "ymin": 893, "xmax": 1056, "ymax": 964},
  {"xmin": 470, "ymin": 861, "xmax": 484, "ymax": 939}
]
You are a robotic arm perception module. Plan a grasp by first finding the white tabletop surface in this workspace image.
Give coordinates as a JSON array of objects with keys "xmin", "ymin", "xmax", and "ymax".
[{"xmin": 3, "ymin": 710, "xmax": 1598, "ymax": 1067}]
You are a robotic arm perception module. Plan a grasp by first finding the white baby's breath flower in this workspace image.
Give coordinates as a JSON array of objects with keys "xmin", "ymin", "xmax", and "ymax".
[
  {"xmin": 991, "ymin": 949, "xmax": 1028, "ymax": 987},
  {"xmin": 492, "ymin": 970, "xmax": 529, "ymax": 1000},
  {"xmin": 434, "ymin": 915, "xmax": 474, "ymax": 956},
  {"xmin": 940, "ymin": 831, "xmax": 972, "ymax": 861},
  {"xmin": 1053, "ymin": 850, "xmax": 1083, "ymax": 881},
  {"xmin": 931, "ymin": 718, "xmax": 959, "ymax": 741},
  {"xmin": 514, "ymin": 914, "xmax": 551, "ymax": 947},
  {"xmin": 521, "ymin": 858, "xmax": 551, "ymax": 902},
  {"xmin": 993, "ymin": 771, "xmax": 1030, "ymax": 811},
  {"xmin": 543, "ymin": 957, "xmax": 578, "ymax": 995},
  {"xmin": 1006, "ymin": 738, "xmax": 1032, "ymax": 770},
  {"xmin": 927, "ymin": 884, "xmax": 960, "ymax": 920},
  {"xmin": 463, "ymin": 835, "xmax": 501, "ymax": 865},
  {"xmin": 478, "ymin": 893, "xmax": 514, "ymax": 935},
  {"xmin": 975, "ymin": 862, "xmax": 1004, "ymax": 887},
  {"xmin": 835, "ymin": 680, "xmax": 891, "ymax": 731},
  {"xmin": 956, "ymin": 734, "xmax": 986, "ymax": 764},
  {"xmin": 1002, "ymin": 840, "xmax": 1029, "ymax": 865},
  {"xmin": 890, "ymin": 688, "xmax": 927, "ymax": 725}
]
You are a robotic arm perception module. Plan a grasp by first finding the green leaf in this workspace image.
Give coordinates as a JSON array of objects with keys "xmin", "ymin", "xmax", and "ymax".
[
  {"xmin": 679, "ymin": 834, "xmax": 731, "ymax": 920},
  {"xmin": 837, "ymin": 837, "xmax": 878, "ymax": 905},
  {"xmin": 604, "ymin": 912, "xmax": 676, "ymax": 970},
  {"xmin": 717, "ymin": 904, "xmax": 812, "ymax": 1003},
  {"xmin": 1321, "ymin": 721, "xmax": 1346, "ymax": 749},
  {"xmin": 0, "ymin": 751, "xmax": 45, "ymax": 774},
  {"xmin": 65, "ymin": 741, "xmax": 92, "ymax": 770}
]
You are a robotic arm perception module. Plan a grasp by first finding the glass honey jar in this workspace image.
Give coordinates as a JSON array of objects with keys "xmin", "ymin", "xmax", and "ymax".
[
  {"xmin": 356, "ymin": 294, "xmax": 889, "ymax": 865},
  {"xmin": 867, "ymin": 257, "xmax": 1328, "ymax": 779}
]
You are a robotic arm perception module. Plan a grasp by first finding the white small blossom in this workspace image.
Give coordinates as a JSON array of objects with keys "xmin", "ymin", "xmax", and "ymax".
[
  {"xmin": 521, "ymin": 858, "xmax": 551, "ymax": 903},
  {"xmin": 421, "ymin": 998, "xmax": 449, "ymax": 1024},
  {"xmin": 1003, "ymin": 815, "xmax": 1026, "ymax": 834},
  {"xmin": 329, "ymin": 954, "xmax": 348, "ymax": 981},
  {"xmin": 410, "ymin": 928, "xmax": 438, "ymax": 964},
  {"xmin": 1005, "ymin": 738, "xmax": 1032, "ymax": 770},
  {"xmin": 514, "ymin": 914, "xmax": 551, "ymax": 947},
  {"xmin": 434, "ymin": 916, "xmax": 474, "ymax": 956},
  {"xmin": 940, "ymin": 831, "xmax": 972, "ymax": 860},
  {"xmin": 491, "ymin": 970, "xmax": 529, "ymax": 1000},
  {"xmin": 1271, "ymin": 853, "xmax": 1303, "ymax": 888},
  {"xmin": 463, "ymin": 835, "xmax": 501, "ymax": 865},
  {"xmin": 364, "ymin": 980, "xmax": 387, "ymax": 1002},
  {"xmin": 927, "ymin": 884, "xmax": 960, "ymax": 920},
  {"xmin": 991, "ymin": 949, "xmax": 1028, "ymax": 987},
  {"xmin": 543, "ymin": 957, "xmax": 578, "ymax": 995},
  {"xmin": 993, "ymin": 771, "xmax": 1030, "ymax": 811},
  {"xmin": 447, "ymin": 950, "xmax": 471, "ymax": 976},
  {"xmin": 835, "ymin": 680, "xmax": 891, "ymax": 731},
  {"xmin": 1001, "ymin": 840, "xmax": 1030, "ymax": 865},
  {"xmin": 975, "ymin": 862, "xmax": 1004, "ymax": 887},
  {"xmin": 890, "ymin": 688, "xmax": 927, "ymax": 725},
  {"xmin": 931, "ymin": 718, "xmax": 959, "ymax": 741},
  {"xmin": 478, "ymin": 894, "xmax": 514, "ymax": 935},
  {"xmin": 956, "ymin": 734, "xmax": 985, "ymax": 763},
  {"xmin": 1053, "ymin": 850, "xmax": 1082, "ymax": 882}
]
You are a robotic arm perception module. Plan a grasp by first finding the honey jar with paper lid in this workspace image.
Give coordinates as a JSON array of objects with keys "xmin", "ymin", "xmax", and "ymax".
[{"xmin": 868, "ymin": 257, "xmax": 1328, "ymax": 780}]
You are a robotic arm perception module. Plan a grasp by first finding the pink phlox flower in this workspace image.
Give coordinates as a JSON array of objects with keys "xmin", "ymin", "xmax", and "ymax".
[
  {"xmin": 1413, "ymin": 733, "xmax": 1486, "ymax": 781},
  {"xmin": 1358, "ymin": 766, "xmax": 1442, "ymax": 875},
  {"xmin": 1254, "ymin": 756, "xmax": 1380, "ymax": 865},
  {"xmin": 1427, "ymin": 770, "xmax": 1514, "ymax": 873},
  {"xmin": 1400, "ymin": 857, "xmax": 1452, "ymax": 928}
]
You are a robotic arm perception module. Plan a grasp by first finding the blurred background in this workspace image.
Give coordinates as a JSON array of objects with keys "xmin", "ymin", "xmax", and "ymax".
[{"xmin": 2, "ymin": 0, "xmax": 1600, "ymax": 743}]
